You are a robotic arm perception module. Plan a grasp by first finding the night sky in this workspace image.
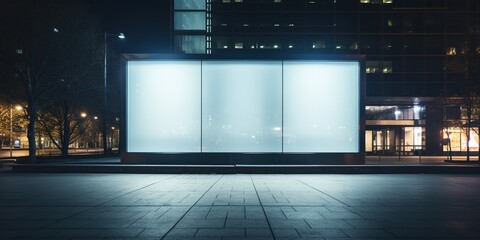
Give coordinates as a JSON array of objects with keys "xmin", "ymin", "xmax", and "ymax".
[{"xmin": 89, "ymin": 0, "xmax": 171, "ymax": 53}]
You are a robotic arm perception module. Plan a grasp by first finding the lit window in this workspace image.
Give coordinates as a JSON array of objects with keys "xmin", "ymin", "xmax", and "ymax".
[
  {"xmin": 366, "ymin": 61, "xmax": 380, "ymax": 73},
  {"xmin": 336, "ymin": 45, "xmax": 342, "ymax": 49},
  {"xmin": 223, "ymin": 45, "xmax": 228, "ymax": 49},
  {"xmin": 235, "ymin": 0, "xmax": 243, "ymax": 2},
  {"xmin": 382, "ymin": 61, "xmax": 393, "ymax": 73},
  {"xmin": 274, "ymin": 0, "xmax": 281, "ymax": 2},
  {"xmin": 235, "ymin": 43, "xmax": 243, "ymax": 49},
  {"xmin": 273, "ymin": 44, "xmax": 279, "ymax": 49},
  {"xmin": 274, "ymin": 23, "xmax": 280, "ymax": 27},
  {"xmin": 251, "ymin": 45, "xmax": 255, "ymax": 49},
  {"xmin": 350, "ymin": 42, "xmax": 359, "ymax": 50},
  {"xmin": 242, "ymin": 23, "xmax": 249, "ymax": 27},
  {"xmin": 288, "ymin": 23, "xmax": 295, "ymax": 27},
  {"xmin": 387, "ymin": 19, "xmax": 393, "ymax": 27},
  {"xmin": 221, "ymin": 23, "xmax": 228, "ymax": 26},
  {"xmin": 447, "ymin": 47, "xmax": 457, "ymax": 56},
  {"xmin": 312, "ymin": 40, "xmax": 326, "ymax": 49},
  {"xmin": 383, "ymin": 0, "xmax": 392, "ymax": 3},
  {"xmin": 288, "ymin": 45, "xmax": 294, "ymax": 48},
  {"xmin": 360, "ymin": 0, "xmax": 370, "ymax": 3},
  {"xmin": 260, "ymin": 45, "xmax": 265, "ymax": 49},
  {"xmin": 222, "ymin": 0, "xmax": 230, "ymax": 3},
  {"xmin": 308, "ymin": 1, "xmax": 316, "ymax": 3}
]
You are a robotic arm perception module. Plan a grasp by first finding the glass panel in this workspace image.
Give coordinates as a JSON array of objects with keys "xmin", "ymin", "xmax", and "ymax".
[
  {"xmin": 283, "ymin": 61, "xmax": 360, "ymax": 153},
  {"xmin": 174, "ymin": 12, "xmax": 206, "ymax": 30},
  {"xmin": 202, "ymin": 61, "xmax": 283, "ymax": 152},
  {"xmin": 366, "ymin": 130, "xmax": 373, "ymax": 152},
  {"xmin": 175, "ymin": 35, "xmax": 206, "ymax": 54},
  {"xmin": 127, "ymin": 61, "xmax": 201, "ymax": 152},
  {"xmin": 174, "ymin": 0, "xmax": 206, "ymax": 10}
]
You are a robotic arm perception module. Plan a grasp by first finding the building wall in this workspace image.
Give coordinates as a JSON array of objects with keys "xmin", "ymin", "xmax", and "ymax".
[
  {"xmin": 173, "ymin": 0, "xmax": 480, "ymax": 155},
  {"xmin": 174, "ymin": 0, "xmax": 480, "ymax": 97}
]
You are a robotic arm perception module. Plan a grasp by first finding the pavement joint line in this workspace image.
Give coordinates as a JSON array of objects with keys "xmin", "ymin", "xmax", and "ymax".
[
  {"xmin": 160, "ymin": 175, "xmax": 224, "ymax": 240},
  {"xmin": 250, "ymin": 175, "xmax": 276, "ymax": 240},
  {"xmin": 297, "ymin": 179, "xmax": 351, "ymax": 208},
  {"xmin": 99, "ymin": 175, "xmax": 181, "ymax": 207}
]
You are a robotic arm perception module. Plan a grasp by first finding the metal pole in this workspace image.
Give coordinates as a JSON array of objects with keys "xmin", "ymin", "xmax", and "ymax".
[
  {"xmin": 103, "ymin": 32, "xmax": 108, "ymax": 154},
  {"xmin": 9, "ymin": 104, "xmax": 13, "ymax": 158}
]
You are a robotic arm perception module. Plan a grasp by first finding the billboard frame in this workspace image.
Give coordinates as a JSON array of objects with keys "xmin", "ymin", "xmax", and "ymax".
[{"xmin": 120, "ymin": 54, "xmax": 366, "ymax": 165}]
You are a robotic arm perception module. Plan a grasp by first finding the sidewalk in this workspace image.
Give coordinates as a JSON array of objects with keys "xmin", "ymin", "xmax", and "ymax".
[{"xmin": 2, "ymin": 173, "xmax": 479, "ymax": 239}]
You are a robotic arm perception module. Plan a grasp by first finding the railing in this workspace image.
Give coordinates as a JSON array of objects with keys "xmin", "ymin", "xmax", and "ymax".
[{"xmin": 367, "ymin": 145, "xmax": 426, "ymax": 163}]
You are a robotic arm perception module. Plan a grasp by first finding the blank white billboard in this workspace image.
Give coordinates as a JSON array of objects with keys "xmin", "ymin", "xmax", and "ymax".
[
  {"xmin": 127, "ymin": 61, "xmax": 201, "ymax": 152},
  {"xmin": 126, "ymin": 60, "xmax": 360, "ymax": 154},
  {"xmin": 202, "ymin": 61, "xmax": 282, "ymax": 152},
  {"xmin": 283, "ymin": 61, "xmax": 359, "ymax": 152}
]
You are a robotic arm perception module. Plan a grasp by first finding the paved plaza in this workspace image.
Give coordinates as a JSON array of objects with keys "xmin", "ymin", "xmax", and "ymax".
[{"xmin": 1, "ymin": 173, "xmax": 480, "ymax": 239}]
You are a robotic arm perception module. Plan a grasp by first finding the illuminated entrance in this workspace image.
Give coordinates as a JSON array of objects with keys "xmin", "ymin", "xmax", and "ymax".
[{"xmin": 121, "ymin": 56, "xmax": 365, "ymax": 164}]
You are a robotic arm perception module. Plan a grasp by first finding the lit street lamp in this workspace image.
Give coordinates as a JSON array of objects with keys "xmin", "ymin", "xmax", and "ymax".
[
  {"xmin": 103, "ymin": 32, "xmax": 125, "ymax": 154},
  {"xmin": 10, "ymin": 104, "xmax": 22, "ymax": 158}
]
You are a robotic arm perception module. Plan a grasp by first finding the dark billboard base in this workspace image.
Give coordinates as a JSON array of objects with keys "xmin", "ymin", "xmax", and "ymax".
[{"xmin": 121, "ymin": 153, "xmax": 364, "ymax": 165}]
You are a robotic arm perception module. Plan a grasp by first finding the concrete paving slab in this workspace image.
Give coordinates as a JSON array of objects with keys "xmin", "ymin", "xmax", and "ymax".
[{"xmin": 1, "ymin": 173, "xmax": 480, "ymax": 239}]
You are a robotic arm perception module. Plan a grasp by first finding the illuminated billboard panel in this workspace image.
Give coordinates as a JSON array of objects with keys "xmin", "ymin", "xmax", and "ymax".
[
  {"xmin": 202, "ymin": 61, "xmax": 282, "ymax": 152},
  {"xmin": 127, "ymin": 61, "xmax": 201, "ymax": 152},
  {"xmin": 126, "ymin": 60, "xmax": 360, "ymax": 154},
  {"xmin": 283, "ymin": 61, "xmax": 360, "ymax": 152}
]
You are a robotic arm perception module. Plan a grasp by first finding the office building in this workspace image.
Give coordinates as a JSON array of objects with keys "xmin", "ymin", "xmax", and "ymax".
[{"xmin": 172, "ymin": 0, "xmax": 480, "ymax": 156}]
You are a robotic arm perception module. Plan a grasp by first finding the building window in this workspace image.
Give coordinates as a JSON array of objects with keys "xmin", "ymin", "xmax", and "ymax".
[
  {"xmin": 312, "ymin": 40, "xmax": 326, "ymax": 49},
  {"xmin": 387, "ymin": 19, "xmax": 393, "ymax": 27},
  {"xmin": 235, "ymin": 42, "xmax": 243, "ymax": 49},
  {"xmin": 366, "ymin": 61, "xmax": 380, "ymax": 73},
  {"xmin": 360, "ymin": 0, "xmax": 392, "ymax": 4},
  {"xmin": 383, "ymin": 61, "xmax": 393, "ymax": 73},
  {"xmin": 234, "ymin": 0, "xmax": 243, "ymax": 2},
  {"xmin": 274, "ymin": 0, "xmax": 282, "ymax": 3},
  {"xmin": 447, "ymin": 47, "xmax": 457, "ymax": 55},
  {"xmin": 443, "ymin": 128, "xmax": 479, "ymax": 152},
  {"xmin": 174, "ymin": 0, "xmax": 206, "ymax": 10},
  {"xmin": 175, "ymin": 35, "xmax": 206, "ymax": 54},
  {"xmin": 222, "ymin": 0, "xmax": 230, "ymax": 3},
  {"xmin": 350, "ymin": 42, "xmax": 359, "ymax": 50},
  {"xmin": 174, "ymin": 12, "xmax": 206, "ymax": 30}
]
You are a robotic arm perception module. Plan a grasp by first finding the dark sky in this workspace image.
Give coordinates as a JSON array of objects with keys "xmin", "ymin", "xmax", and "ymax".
[{"xmin": 89, "ymin": 0, "xmax": 171, "ymax": 53}]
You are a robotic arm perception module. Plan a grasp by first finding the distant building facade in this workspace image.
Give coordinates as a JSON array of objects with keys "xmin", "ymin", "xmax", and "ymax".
[{"xmin": 172, "ymin": 0, "xmax": 480, "ymax": 156}]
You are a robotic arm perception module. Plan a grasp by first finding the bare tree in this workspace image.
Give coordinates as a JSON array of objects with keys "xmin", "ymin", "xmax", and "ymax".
[{"xmin": 0, "ymin": 0, "xmax": 102, "ymax": 162}]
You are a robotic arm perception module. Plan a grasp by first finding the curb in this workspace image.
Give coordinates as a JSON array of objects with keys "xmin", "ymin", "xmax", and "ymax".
[{"xmin": 10, "ymin": 164, "xmax": 480, "ymax": 174}]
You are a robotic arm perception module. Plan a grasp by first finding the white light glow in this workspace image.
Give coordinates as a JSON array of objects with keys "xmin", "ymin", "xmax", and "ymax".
[
  {"xmin": 127, "ymin": 61, "xmax": 201, "ymax": 152},
  {"xmin": 283, "ymin": 61, "xmax": 360, "ymax": 152},
  {"xmin": 202, "ymin": 61, "xmax": 283, "ymax": 152},
  {"xmin": 126, "ymin": 60, "xmax": 361, "ymax": 154}
]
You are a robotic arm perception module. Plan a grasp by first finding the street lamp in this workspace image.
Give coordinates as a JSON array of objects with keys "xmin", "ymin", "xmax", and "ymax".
[
  {"xmin": 10, "ymin": 105, "xmax": 22, "ymax": 158},
  {"xmin": 103, "ymin": 32, "xmax": 125, "ymax": 154}
]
